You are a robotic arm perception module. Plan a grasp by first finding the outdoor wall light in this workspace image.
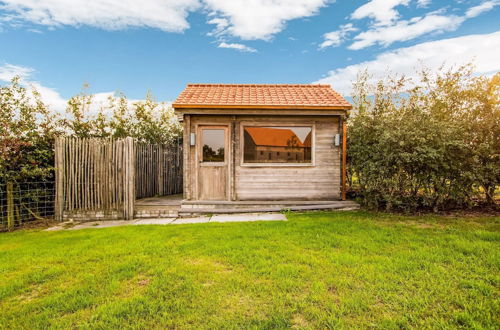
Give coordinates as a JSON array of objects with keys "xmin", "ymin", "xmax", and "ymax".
[
  {"xmin": 190, "ymin": 133, "xmax": 196, "ymax": 146},
  {"xmin": 334, "ymin": 134, "xmax": 340, "ymax": 147}
]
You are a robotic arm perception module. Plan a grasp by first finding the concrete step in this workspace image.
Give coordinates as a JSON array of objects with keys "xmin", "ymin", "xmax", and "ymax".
[
  {"xmin": 178, "ymin": 202, "xmax": 359, "ymax": 216},
  {"xmin": 181, "ymin": 200, "xmax": 358, "ymax": 210},
  {"xmin": 135, "ymin": 205, "xmax": 179, "ymax": 218},
  {"xmin": 182, "ymin": 200, "xmax": 345, "ymax": 205}
]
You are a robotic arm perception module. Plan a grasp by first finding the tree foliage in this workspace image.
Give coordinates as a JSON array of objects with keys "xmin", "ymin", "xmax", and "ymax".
[
  {"xmin": 0, "ymin": 78, "xmax": 59, "ymax": 182},
  {"xmin": 65, "ymin": 88, "xmax": 182, "ymax": 143},
  {"xmin": 0, "ymin": 79, "xmax": 182, "ymax": 183},
  {"xmin": 348, "ymin": 64, "xmax": 499, "ymax": 211}
]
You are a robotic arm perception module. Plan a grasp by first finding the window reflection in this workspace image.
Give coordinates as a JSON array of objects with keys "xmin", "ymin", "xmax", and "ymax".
[
  {"xmin": 243, "ymin": 126, "xmax": 312, "ymax": 163},
  {"xmin": 202, "ymin": 129, "xmax": 225, "ymax": 162}
]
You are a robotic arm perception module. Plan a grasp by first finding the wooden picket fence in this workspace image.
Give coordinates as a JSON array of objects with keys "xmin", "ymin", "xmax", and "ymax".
[
  {"xmin": 54, "ymin": 137, "xmax": 182, "ymax": 221},
  {"xmin": 135, "ymin": 142, "xmax": 183, "ymax": 199}
]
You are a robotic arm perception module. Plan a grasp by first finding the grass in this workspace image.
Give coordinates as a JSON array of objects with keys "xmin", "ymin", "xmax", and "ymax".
[{"xmin": 0, "ymin": 211, "xmax": 499, "ymax": 329}]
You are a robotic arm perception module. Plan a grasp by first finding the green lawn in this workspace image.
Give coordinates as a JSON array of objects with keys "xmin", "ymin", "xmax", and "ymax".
[{"xmin": 0, "ymin": 211, "xmax": 499, "ymax": 329}]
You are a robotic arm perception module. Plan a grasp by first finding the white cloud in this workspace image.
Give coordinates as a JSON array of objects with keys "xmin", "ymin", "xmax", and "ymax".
[
  {"xmin": 0, "ymin": 63, "xmax": 67, "ymax": 112},
  {"xmin": 218, "ymin": 42, "xmax": 257, "ymax": 53},
  {"xmin": 206, "ymin": 17, "xmax": 229, "ymax": 37},
  {"xmin": 0, "ymin": 63, "xmax": 33, "ymax": 81},
  {"xmin": 0, "ymin": 0, "xmax": 200, "ymax": 32},
  {"xmin": 417, "ymin": 0, "xmax": 431, "ymax": 7},
  {"xmin": 466, "ymin": 0, "xmax": 500, "ymax": 18},
  {"xmin": 0, "ymin": 0, "xmax": 330, "ymax": 41},
  {"xmin": 0, "ymin": 63, "xmax": 134, "ymax": 115},
  {"xmin": 349, "ymin": 12, "xmax": 464, "ymax": 50},
  {"xmin": 351, "ymin": 0, "xmax": 410, "ymax": 26},
  {"xmin": 30, "ymin": 82, "xmax": 68, "ymax": 112},
  {"xmin": 319, "ymin": 23, "xmax": 357, "ymax": 49},
  {"xmin": 314, "ymin": 31, "xmax": 500, "ymax": 95},
  {"xmin": 205, "ymin": 0, "xmax": 329, "ymax": 40},
  {"xmin": 348, "ymin": 1, "xmax": 500, "ymax": 50}
]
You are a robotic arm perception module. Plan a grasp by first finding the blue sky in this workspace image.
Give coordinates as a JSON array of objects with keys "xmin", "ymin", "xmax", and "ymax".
[{"xmin": 0, "ymin": 0, "xmax": 499, "ymax": 111}]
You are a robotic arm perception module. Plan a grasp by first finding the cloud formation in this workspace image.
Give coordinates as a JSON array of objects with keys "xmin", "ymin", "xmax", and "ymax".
[
  {"xmin": 349, "ymin": 11, "xmax": 464, "ymax": 50},
  {"xmin": 0, "ymin": 0, "xmax": 200, "ymax": 32},
  {"xmin": 314, "ymin": 31, "xmax": 500, "ymax": 95},
  {"xmin": 218, "ymin": 42, "xmax": 257, "ymax": 53},
  {"xmin": 0, "ymin": 63, "xmax": 134, "ymax": 115},
  {"xmin": 205, "ymin": 0, "xmax": 328, "ymax": 40},
  {"xmin": 351, "ymin": 0, "xmax": 410, "ymax": 26},
  {"xmin": 347, "ymin": 0, "xmax": 499, "ymax": 50},
  {"xmin": 0, "ymin": 63, "xmax": 67, "ymax": 111},
  {"xmin": 0, "ymin": 0, "xmax": 329, "ymax": 41},
  {"xmin": 319, "ymin": 23, "xmax": 357, "ymax": 49}
]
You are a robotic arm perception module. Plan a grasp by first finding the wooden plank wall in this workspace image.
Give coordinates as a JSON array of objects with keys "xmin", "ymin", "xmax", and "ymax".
[{"xmin": 135, "ymin": 142, "xmax": 183, "ymax": 199}]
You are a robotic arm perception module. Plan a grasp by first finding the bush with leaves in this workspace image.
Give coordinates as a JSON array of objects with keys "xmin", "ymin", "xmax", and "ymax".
[
  {"xmin": 1, "ymin": 80, "xmax": 182, "ymax": 182},
  {"xmin": 0, "ymin": 77, "xmax": 59, "ymax": 183},
  {"xmin": 65, "ymin": 88, "xmax": 182, "ymax": 143},
  {"xmin": 348, "ymin": 64, "xmax": 499, "ymax": 211},
  {"xmin": 0, "ymin": 78, "xmax": 61, "ymax": 229}
]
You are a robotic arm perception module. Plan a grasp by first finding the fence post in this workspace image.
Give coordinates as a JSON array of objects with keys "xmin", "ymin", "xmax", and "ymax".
[
  {"xmin": 54, "ymin": 137, "xmax": 64, "ymax": 221},
  {"xmin": 123, "ymin": 137, "xmax": 135, "ymax": 220},
  {"xmin": 158, "ymin": 145, "xmax": 164, "ymax": 196},
  {"xmin": 341, "ymin": 121, "xmax": 347, "ymax": 201},
  {"xmin": 6, "ymin": 182, "xmax": 14, "ymax": 230}
]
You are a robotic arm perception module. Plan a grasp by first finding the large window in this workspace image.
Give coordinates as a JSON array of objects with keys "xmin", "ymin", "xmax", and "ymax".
[{"xmin": 243, "ymin": 126, "xmax": 312, "ymax": 164}]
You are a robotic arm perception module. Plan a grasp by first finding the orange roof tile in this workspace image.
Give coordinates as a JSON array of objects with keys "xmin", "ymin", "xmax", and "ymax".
[{"xmin": 173, "ymin": 84, "xmax": 351, "ymax": 110}]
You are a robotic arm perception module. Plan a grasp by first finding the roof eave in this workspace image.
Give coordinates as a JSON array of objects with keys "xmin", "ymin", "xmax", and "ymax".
[{"xmin": 172, "ymin": 104, "xmax": 352, "ymax": 110}]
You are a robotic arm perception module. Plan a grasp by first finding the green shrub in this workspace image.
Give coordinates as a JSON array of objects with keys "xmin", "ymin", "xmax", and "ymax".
[
  {"xmin": 0, "ymin": 79, "xmax": 182, "ymax": 183},
  {"xmin": 348, "ymin": 65, "xmax": 499, "ymax": 211}
]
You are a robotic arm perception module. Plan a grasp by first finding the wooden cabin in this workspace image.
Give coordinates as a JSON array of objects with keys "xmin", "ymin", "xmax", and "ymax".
[{"xmin": 173, "ymin": 84, "xmax": 352, "ymax": 203}]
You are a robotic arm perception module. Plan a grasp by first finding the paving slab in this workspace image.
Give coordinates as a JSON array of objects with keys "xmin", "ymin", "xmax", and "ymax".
[
  {"xmin": 133, "ymin": 218, "xmax": 175, "ymax": 225},
  {"xmin": 67, "ymin": 220, "xmax": 131, "ymax": 230},
  {"xmin": 171, "ymin": 216, "xmax": 211, "ymax": 225},
  {"xmin": 44, "ymin": 212, "xmax": 287, "ymax": 231},
  {"xmin": 44, "ymin": 225, "xmax": 65, "ymax": 231},
  {"xmin": 210, "ymin": 213, "xmax": 287, "ymax": 223}
]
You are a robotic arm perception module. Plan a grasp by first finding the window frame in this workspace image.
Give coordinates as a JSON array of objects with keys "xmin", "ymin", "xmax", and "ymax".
[
  {"xmin": 198, "ymin": 125, "xmax": 228, "ymax": 167},
  {"xmin": 239, "ymin": 122, "xmax": 315, "ymax": 167}
]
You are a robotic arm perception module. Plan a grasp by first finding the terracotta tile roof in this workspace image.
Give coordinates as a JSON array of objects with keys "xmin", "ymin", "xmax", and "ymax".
[
  {"xmin": 245, "ymin": 127, "xmax": 305, "ymax": 147},
  {"xmin": 173, "ymin": 84, "xmax": 351, "ymax": 109}
]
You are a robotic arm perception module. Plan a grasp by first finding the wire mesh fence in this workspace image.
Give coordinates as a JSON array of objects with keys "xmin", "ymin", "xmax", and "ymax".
[{"xmin": 0, "ymin": 181, "xmax": 55, "ymax": 231}]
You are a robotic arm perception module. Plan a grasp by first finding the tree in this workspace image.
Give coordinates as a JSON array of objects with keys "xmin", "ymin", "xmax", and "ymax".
[
  {"xmin": 466, "ymin": 73, "xmax": 500, "ymax": 204},
  {"xmin": 348, "ymin": 64, "xmax": 499, "ymax": 211},
  {"xmin": 0, "ymin": 78, "xmax": 61, "ymax": 229},
  {"xmin": 0, "ymin": 77, "xmax": 59, "ymax": 183},
  {"xmin": 64, "ymin": 89, "xmax": 182, "ymax": 144}
]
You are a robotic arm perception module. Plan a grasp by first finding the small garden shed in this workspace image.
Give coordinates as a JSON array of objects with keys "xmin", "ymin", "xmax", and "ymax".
[{"xmin": 173, "ymin": 84, "xmax": 352, "ymax": 202}]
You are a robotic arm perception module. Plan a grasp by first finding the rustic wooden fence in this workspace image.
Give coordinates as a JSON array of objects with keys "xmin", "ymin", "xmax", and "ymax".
[
  {"xmin": 135, "ymin": 142, "xmax": 183, "ymax": 199},
  {"xmin": 54, "ymin": 137, "xmax": 182, "ymax": 221}
]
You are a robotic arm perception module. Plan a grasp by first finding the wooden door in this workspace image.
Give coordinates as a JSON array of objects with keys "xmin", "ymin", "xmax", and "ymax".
[{"xmin": 197, "ymin": 125, "xmax": 229, "ymax": 200}]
